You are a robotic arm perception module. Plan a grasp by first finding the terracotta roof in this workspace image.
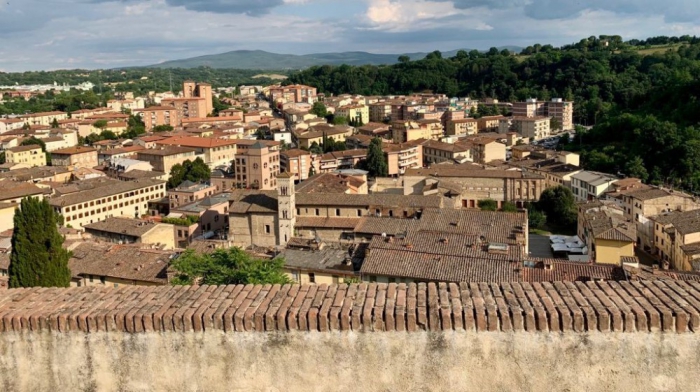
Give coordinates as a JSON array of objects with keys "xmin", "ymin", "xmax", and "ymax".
[
  {"xmin": 68, "ymin": 242, "xmax": 171, "ymax": 284},
  {"xmin": 155, "ymin": 136, "xmax": 238, "ymax": 149},
  {"xmin": 228, "ymin": 190, "xmax": 278, "ymax": 213},
  {"xmin": 625, "ymin": 188, "xmax": 678, "ymax": 201},
  {"xmin": 84, "ymin": 217, "xmax": 168, "ymax": 237},
  {"xmin": 294, "ymin": 217, "xmax": 359, "ymax": 229},
  {"xmin": 585, "ymin": 209, "xmax": 636, "ymax": 242},
  {"xmin": 51, "ymin": 146, "xmax": 96, "ymax": 155},
  {"xmin": 48, "ymin": 178, "xmax": 165, "ymax": 207},
  {"xmin": 296, "ymin": 193, "xmax": 443, "ymax": 209},
  {"xmin": 7, "ymin": 145, "xmax": 42, "ymax": 153},
  {"xmin": 281, "ymin": 149, "xmax": 311, "ymax": 158},
  {"xmin": 295, "ymin": 173, "xmax": 364, "ymax": 194},
  {"xmin": 97, "ymin": 146, "xmax": 145, "ymax": 155},
  {"xmin": 405, "ymin": 165, "xmax": 542, "ymax": 179},
  {"xmin": 136, "ymin": 147, "xmax": 196, "ymax": 156},
  {"xmin": 0, "ymin": 181, "xmax": 47, "ymax": 201}
]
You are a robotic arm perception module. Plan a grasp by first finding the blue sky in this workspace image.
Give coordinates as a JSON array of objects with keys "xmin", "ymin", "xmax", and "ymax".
[{"xmin": 0, "ymin": 0, "xmax": 699, "ymax": 71}]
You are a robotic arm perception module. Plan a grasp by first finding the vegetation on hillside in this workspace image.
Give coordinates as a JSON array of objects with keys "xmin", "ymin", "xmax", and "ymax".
[{"xmin": 9, "ymin": 198, "xmax": 72, "ymax": 288}]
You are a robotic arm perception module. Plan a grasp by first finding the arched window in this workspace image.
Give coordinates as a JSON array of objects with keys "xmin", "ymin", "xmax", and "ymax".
[{"xmin": 253, "ymin": 163, "xmax": 259, "ymax": 169}]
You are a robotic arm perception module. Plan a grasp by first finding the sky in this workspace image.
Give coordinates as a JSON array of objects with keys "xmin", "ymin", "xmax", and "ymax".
[{"xmin": 1, "ymin": 0, "xmax": 699, "ymax": 71}]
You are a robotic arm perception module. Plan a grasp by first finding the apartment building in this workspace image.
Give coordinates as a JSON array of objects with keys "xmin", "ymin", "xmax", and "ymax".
[
  {"xmin": 512, "ymin": 98, "xmax": 573, "ymax": 131},
  {"xmin": 49, "ymin": 178, "xmax": 167, "ymax": 229},
  {"xmin": 335, "ymin": 105, "xmax": 369, "ymax": 125},
  {"xmin": 232, "ymin": 141, "xmax": 280, "ymax": 190},
  {"xmin": 499, "ymin": 117, "xmax": 551, "ymax": 140},
  {"xmin": 391, "ymin": 120, "xmax": 443, "ymax": 143},
  {"xmin": 51, "ymin": 146, "xmax": 98, "ymax": 169},
  {"xmin": 134, "ymin": 106, "xmax": 179, "ymax": 130},
  {"xmin": 368, "ymin": 102, "xmax": 391, "ymax": 122},
  {"xmin": 570, "ymin": 171, "xmax": 618, "ymax": 202},
  {"xmin": 470, "ymin": 137, "xmax": 506, "ymax": 164},
  {"xmin": 318, "ymin": 149, "xmax": 367, "ymax": 173},
  {"xmin": 84, "ymin": 217, "xmax": 176, "ymax": 250},
  {"xmin": 577, "ymin": 202, "xmax": 636, "ymax": 265},
  {"xmin": 168, "ymin": 180, "xmax": 217, "ymax": 209},
  {"xmin": 294, "ymin": 125, "xmax": 353, "ymax": 149},
  {"xmin": 357, "ymin": 123, "xmax": 391, "ymax": 139},
  {"xmin": 136, "ymin": 147, "xmax": 197, "ymax": 175},
  {"xmin": 421, "ymin": 140, "xmax": 472, "ymax": 164},
  {"xmin": 182, "ymin": 80, "xmax": 214, "ymax": 116},
  {"xmin": 509, "ymin": 150, "xmax": 581, "ymax": 188},
  {"xmin": 268, "ymin": 84, "xmax": 317, "ymax": 105},
  {"xmin": 19, "ymin": 111, "xmax": 68, "ymax": 126},
  {"xmin": 155, "ymin": 136, "xmax": 238, "ymax": 168},
  {"xmin": 160, "ymin": 98, "xmax": 208, "ymax": 124},
  {"xmin": 170, "ymin": 192, "xmax": 230, "ymax": 245},
  {"xmin": 383, "ymin": 141, "xmax": 423, "ymax": 176},
  {"xmin": 280, "ymin": 149, "xmax": 313, "ymax": 181},
  {"xmin": 97, "ymin": 145, "xmax": 145, "ymax": 165},
  {"xmin": 477, "ymin": 115, "xmax": 504, "ymax": 132},
  {"xmin": 650, "ymin": 210, "xmax": 700, "ymax": 271},
  {"xmin": 446, "ymin": 118, "xmax": 477, "ymax": 136},
  {"xmin": 4, "ymin": 145, "xmax": 46, "ymax": 167},
  {"xmin": 622, "ymin": 187, "xmax": 700, "ymax": 251}
]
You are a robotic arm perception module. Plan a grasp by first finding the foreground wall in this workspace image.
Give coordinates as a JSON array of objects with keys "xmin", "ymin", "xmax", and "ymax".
[
  {"xmin": 0, "ymin": 281, "xmax": 699, "ymax": 391},
  {"xmin": 1, "ymin": 330, "xmax": 698, "ymax": 392}
]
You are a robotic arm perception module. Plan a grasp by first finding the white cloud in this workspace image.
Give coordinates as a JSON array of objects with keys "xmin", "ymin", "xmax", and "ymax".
[{"xmin": 365, "ymin": 0, "xmax": 492, "ymax": 32}]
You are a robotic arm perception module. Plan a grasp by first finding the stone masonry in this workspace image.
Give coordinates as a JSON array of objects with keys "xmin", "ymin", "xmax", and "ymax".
[{"xmin": 0, "ymin": 281, "xmax": 699, "ymax": 334}]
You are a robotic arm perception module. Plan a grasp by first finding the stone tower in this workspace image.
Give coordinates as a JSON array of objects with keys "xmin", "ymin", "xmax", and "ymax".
[{"xmin": 277, "ymin": 172, "xmax": 296, "ymax": 246}]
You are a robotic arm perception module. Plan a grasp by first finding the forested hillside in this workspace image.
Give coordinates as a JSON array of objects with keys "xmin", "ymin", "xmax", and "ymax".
[{"xmin": 287, "ymin": 35, "xmax": 700, "ymax": 191}]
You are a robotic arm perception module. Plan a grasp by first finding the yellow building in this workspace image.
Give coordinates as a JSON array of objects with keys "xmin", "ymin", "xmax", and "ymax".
[
  {"xmin": 0, "ymin": 203, "xmax": 17, "ymax": 233},
  {"xmin": 4, "ymin": 145, "xmax": 46, "ymax": 167},
  {"xmin": 19, "ymin": 111, "xmax": 68, "ymax": 126},
  {"xmin": 578, "ymin": 202, "xmax": 636, "ymax": 265},
  {"xmin": 84, "ymin": 217, "xmax": 176, "ymax": 250},
  {"xmin": 446, "ymin": 118, "xmax": 477, "ymax": 136},
  {"xmin": 335, "ymin": 104, "xmax": 369, "ymax": 125},
  {"xmin": 49, "ymin": 178, "xmax": 167, "ymax": 229},
  {"xmin": 649, "ymin": 209, "xmax": 700, "ymax": 271}
]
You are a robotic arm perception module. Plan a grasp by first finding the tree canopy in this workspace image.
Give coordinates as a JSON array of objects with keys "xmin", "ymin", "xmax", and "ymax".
[
  {"xmin": 536, "ymin": 186, "xmax": 578, "ymax": 232},
  {"xmin": 364, "ymin": 137, "xmax": 388, "ymax": 177},
  {"xmin": 169, "ymin": 248, "xmax": 292, "ymax": 286},
  {"xmin": 478, "ymin": 199, "xmax": 498, "ymax": 211},
  {"xmin": 9, "ymin": 197, "xmax": 72, "ymax": 288},
  {"xmin": 167, "ymin": 157, "xmax": 211, "ymax": 189}
]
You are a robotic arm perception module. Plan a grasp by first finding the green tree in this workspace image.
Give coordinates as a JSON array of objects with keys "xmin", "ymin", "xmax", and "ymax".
[
  {"xmin": 308, "ymin": 165, "xmax": 316, "ymax": 177},
  {"xmin": 167, "ymin": 157, "xmax": 211, "ymax": 188},
  {"xmin": 550, "ymin": 117, "xmax": 562, "ymax": 131},
  {"xmin": 255, "ymin": 129, "xmax": 266, "ymax": 140},
  {"xmin": 51, "ymin": 118, "xmax": 59, "ymax": 128},
  {"xmin": 528, "ymin": 209, "xmax": 547, "ymax": 230},
  {"xmin": 309, "ymin": 141, "xmax": 323, "ymax": 155},
  {"xmin": 332, "ymin": 116, "xmax": 348, "ymax": 125},
  {"xmin": 92, "ymin": 119, "xmax": 108, "ymax": 130},
  {"xmin": 100, "ymin": 130, "xmax": 118, "ymax": 140},
  {"xmin": 20, "ymin": 137, "xmax": 47, "ymax": 152},
  {"xmin": 170, "ymin": 248, "xmax": 292, "ymax": 286},
  {"xmin": 478, "ymin": 199, "xmax": 498, "ymax": 211},
  {"xmin": 310, "ymin": 101, "xmax": 328, "ymax": 118},
  {"xmin": 537, "ymin": 186, "xmax": 577, "ymax": 232},
  {"xmin": 9, "ymin": 197, "xmax": 72, "ymax": 288},
  {"xmin": 0, "ymin": 152, "xmax": 4, "ymax": 165},
  {"xmin": 364, "ymin": 137, "xmax": 388, "ymax": 177},
  {"xmin": 153, "ymin": 124, "xmax": 174, "ymax": 132},
  {"xmin": 625, "ymin": 156, "xmax": 649, "ymax": 182},
  {"xmin": 501, "ymin": 201, "xmax": 518, "ymax": 212},
  {"xmin": 398, "ymin": 55, "xmax": 410, "ymax": 64}
]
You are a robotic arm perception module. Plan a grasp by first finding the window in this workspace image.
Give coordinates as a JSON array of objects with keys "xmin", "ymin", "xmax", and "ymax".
[
  {"xmin": 214, "ymin": 215, "xmax": 219, "ymax": 222},
  {"xmin": 308, "ymin": 273, "xmax": 316, "ymax": 283},
  {"xmin": 369, "ymin": 275, "xmax": 377, "ymax": 283},
  {"xmin": 89, "ymin": 275, "xmax": 94, "ymax": 283},
  {"xmin": 265, "ymin": 225, "xmax": 271, "ymax": 234},
  {"xmin": 100, "ymin": 276, "xmax": 105, "ymax": 284},
  {"xmin": 357, "ymin": 209, "xmax": 362, "ymax": 217},
  {"xmin": 315, "ymin": 208, "xmax": 320, "ymax": 216},
  {"xmin": 335, "ymin": 208, "xmax": 341, "ymax": 216}
]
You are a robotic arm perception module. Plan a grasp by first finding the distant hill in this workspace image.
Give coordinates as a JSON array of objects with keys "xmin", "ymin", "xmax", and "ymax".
[{"xmin": 146, "ymin": 47, "xmax": 523, "ymax": 70}]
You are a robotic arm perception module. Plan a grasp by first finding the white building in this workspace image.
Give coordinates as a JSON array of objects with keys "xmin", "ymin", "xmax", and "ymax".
[{"xmin": 570, "ymin": 171, "xmax": 618, "ymax": 202}]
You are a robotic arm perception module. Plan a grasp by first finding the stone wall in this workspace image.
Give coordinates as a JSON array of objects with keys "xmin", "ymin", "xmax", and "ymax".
[{"xmin": 0, "ymin": 281, "xmax": 699, "ymax": 391}]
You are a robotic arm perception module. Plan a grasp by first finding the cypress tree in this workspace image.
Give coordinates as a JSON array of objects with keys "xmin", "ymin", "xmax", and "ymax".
[
  {"xmin": 365, "ymin": 137, "xmax": 388, "ymax": 177},
  {"xmin": 9, "ymin": 197, "xmax": 71, "ymax": 288}
]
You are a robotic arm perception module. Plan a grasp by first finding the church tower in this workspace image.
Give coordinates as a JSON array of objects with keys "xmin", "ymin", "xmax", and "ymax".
[{"xmin": 277, "ymin": 172, "xmax": 296, "ymax": 246}]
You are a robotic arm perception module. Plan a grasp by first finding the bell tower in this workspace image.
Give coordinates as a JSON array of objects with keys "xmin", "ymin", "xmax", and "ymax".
[{"xmin": 277, "ymin": 172, "xmax": 296, "ymax": 246}]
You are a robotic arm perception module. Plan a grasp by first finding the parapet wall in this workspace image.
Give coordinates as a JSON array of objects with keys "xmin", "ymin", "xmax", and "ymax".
[{"xmin": 1, "ymin": 282, "xmax": 699, "ymax": 392}]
